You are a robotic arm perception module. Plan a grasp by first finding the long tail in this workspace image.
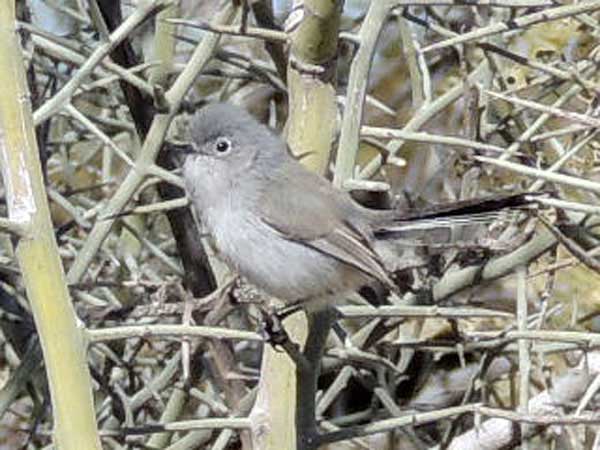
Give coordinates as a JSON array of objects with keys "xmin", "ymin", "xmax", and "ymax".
[{"xmin": 372, "ymin": 193, "xmax": 540, "ymax": 236}]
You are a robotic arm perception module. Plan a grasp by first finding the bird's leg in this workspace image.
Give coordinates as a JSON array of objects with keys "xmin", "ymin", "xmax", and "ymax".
[
  {"xmin": 260, "ymin": 306, "xmax": 312, "ymax": 370},
  {"xmin": 261, "ymin": 310, "xmax": 289, "ymax": 347},
  {"xmin": 257, "ymin": 299, "xmax": 305, "ymax": 348},
  {"xmin": 332, "ymin": 319, "xmax": 350, "ymax": 345},
  {"xmin": 275, "ymin": 302, "xmax": 303, "ymax": 321}
]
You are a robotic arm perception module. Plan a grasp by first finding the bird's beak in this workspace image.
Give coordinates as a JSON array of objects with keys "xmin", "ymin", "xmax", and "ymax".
[{"xmin": 167, "ymin": 142, "xmax": 196, "ymax": 166}]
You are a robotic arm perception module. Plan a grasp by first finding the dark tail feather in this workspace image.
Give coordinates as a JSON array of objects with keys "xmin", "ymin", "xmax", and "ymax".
[{"xmin": 373, "ymin": 192, "xmax": 540, "ymax": 236}]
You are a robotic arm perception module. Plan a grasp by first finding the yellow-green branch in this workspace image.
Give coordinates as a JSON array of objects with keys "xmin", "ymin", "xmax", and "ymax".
[{"xmin": 0, "ymin": 3, "xmax": 101, "ymax": 449}]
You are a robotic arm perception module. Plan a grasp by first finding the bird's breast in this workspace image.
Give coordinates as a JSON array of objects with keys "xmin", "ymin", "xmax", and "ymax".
[
  {"xmin": 203, "ymin": 201, "xmax": 367, "ymax": 302},
  {"xmin": 205, "ymin": 202, "xmax": 270, "ymax": 274}
]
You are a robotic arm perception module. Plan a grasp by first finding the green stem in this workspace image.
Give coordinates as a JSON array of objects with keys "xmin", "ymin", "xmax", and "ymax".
[{"xmin": 0, "ymin": 3, "xmax": 101, "ymax": 448}]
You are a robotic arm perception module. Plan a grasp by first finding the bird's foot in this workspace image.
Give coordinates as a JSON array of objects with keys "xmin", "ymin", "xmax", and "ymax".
[
  {"xmin": 261, "ymin": 311, "xmax": 290, "ymax": 348},
  {"xmin": 260, "ymin": 308, "xmax": 311, "ymax": 370}
]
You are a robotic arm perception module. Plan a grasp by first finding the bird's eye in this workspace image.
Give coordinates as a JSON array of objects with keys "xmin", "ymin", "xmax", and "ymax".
[{"xmin": 214, "ymin": 137, "xmax": 231, "ymax": 153}]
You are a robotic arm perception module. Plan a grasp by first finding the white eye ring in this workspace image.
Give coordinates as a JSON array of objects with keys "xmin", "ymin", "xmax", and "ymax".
[{"xmin": 214, "ymin": 137, "xmax": 231, "ymax": 153}]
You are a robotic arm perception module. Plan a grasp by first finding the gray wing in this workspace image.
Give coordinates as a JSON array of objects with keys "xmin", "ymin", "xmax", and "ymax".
[{"xmin": 257, "ymin": 161, "xmax": 395, "ymax": 289}]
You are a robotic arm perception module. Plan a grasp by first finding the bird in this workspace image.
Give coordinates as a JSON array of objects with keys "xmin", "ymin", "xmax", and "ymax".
[{"xmin": 178, "ymin": 103, "xmax": 531, "ymax": 310}]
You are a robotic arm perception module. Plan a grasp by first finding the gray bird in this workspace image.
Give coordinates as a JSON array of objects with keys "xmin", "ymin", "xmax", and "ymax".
[{"xmin": 179, "ymin": 103, "xmax": 528, "ymax": 308}]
